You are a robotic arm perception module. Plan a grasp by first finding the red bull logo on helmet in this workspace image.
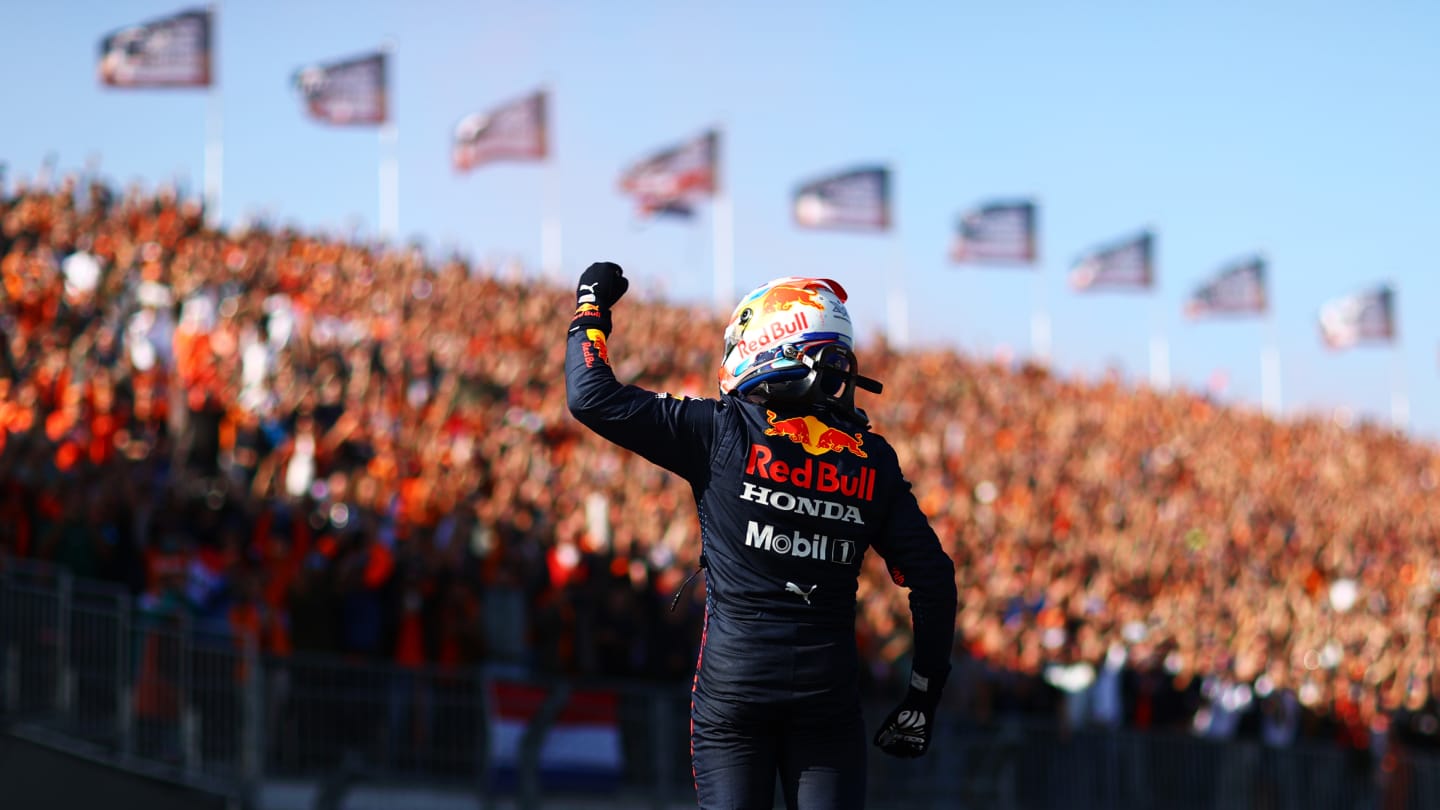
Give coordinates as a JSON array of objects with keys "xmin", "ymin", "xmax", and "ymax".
[
  {"xmin": 763, "ymin": 410, "xmax": 868, "ymax": 458},
  {"xmin": 732, "ymin": 311, "xmax": 811, "ymax": 360},
  {"xmin": 759, "ymin": 285, "xmax": 823, "ymax": 314}
]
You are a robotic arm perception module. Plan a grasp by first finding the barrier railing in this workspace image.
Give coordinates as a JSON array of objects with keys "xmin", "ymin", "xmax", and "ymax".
[{"xmin": 4, "ymin": 559, "xmax": 1440, "ymax": 810}]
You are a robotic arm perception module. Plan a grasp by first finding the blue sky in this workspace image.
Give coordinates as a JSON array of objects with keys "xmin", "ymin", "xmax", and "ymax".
[{"xmin": 4, "ymin": 0, "xmax": 1438, "ymax": 441}]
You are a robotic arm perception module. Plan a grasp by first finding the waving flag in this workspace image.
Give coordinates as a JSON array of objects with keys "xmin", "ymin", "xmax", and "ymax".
[
  {"xmin": 294, "ymin": 51, "xmax": 388, "ymax": 126},
  {"xmin": 488, "ymin": 681, "xmax": 622, "ymax": 793},
  {"xmin": 1185, "ymin": 255, "xmax": 1268, "ymax": 318},
  {"xmin": 453, "ymin": 90, "xmax": 548, "ymax": 172},
  {"xmin": 792, "ymin": 166, "xmax": 891, "ymax": 232},
  {"xmin": 951, "ymin": 200, "xmax": 1037, "ymax": 264},
  {"xmin": 98, "ymin": 7, "xmax": 212, "ymax": 88},
  {"xmin": 1319, "ymin": 285, "xmax": 1396, "ymax": 350},
  {"xmin": 1070, "ymin": 231, "xmax": 1154, "ymax": 291},
  {"xmin": 619, "ymin": 130, "xmax": 719, "ymax": 217}
]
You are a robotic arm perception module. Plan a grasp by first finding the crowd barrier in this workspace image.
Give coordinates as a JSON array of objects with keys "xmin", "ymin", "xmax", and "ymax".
[{"xmin": 4, "ymin": 559, "xmax": 1439, "ymax": 810}]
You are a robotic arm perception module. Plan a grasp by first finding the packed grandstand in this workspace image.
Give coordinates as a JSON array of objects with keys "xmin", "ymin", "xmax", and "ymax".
[{"xmin": 2, "ymin": 174, "xmax": 1439, "ymax": 767}]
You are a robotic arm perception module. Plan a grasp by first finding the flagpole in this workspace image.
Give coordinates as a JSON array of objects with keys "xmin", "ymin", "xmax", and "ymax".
[
  {"xmin": 1391, "ymin": 330, "xmax": 1408, "ymax": 432},
  {"xmin": 379, "ymin": 122, "xmax": 399, "ymax": 241},
  {"xmin": 539, "ymin": 84, "xmax": 562, "ymax": 281},
  {"xmin": 202, "ymin": 3, "xmax": 222, "ymax": 228},
  {"xmin": 712, "ymin": 125, "xmax": 733, "ymax": 312},
  {"xmin": 1029, "ymin": 200, "xmax": 1049, "ymax": 364},
  {"xmin": 713, "ymin": 192, "xmax": 734, "ymax": 312},
  {"xmin": 880, "ymin": 167, "xmax": 904, "ymax": 349},
  {"xmin": 1261, "ymin": 310, "xmax": 1282, "ymax": 418},
  {"xmin": 541, "ymin": 174, "xmax": 563, "ymax": 281},
  {"xmin": 887, "ymin": 229, "xmax": 909, "ymax": 349},
  {"xmin": 1144, "ymin": 230, "xmax": 1168, "ymax": 391},
  {"xmin": 1030, "ymin": 263, "xmax": 1050, "ymax": 365},
  {"xmin": 377, "ymin": 41, "xmax": 398, "ymax": 242},
  {"xmin": 204, "ymin": 90, "xmax": 223, "ymax": 228},
  {"xmin": 1148, "ymin": 296, "xmax": 1170, "ymax": 391}
]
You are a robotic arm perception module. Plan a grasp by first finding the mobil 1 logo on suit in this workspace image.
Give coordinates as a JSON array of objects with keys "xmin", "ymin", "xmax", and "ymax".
[{"xmin": 744, "ymin": 521, "xmax": 856, "ymax": 565}]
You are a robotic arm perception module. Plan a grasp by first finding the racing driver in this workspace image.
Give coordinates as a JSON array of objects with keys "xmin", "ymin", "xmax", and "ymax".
[{"xmin": 566, "ymin": 261, "xmax": 957, "ymax": 809}]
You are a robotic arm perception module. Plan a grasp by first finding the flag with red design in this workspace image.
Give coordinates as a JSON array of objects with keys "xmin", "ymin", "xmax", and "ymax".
[
  {"xmin": 453, "ymin": 90, "xmax": 548, "ymax": 171},
  {"xmin": 487, "ymin": 681, "xmax": 622, "ymax": 793},
  {"xmin": 99, "ymin": 7, "xmax": 212, "ymax": 88},
  {"xmin": 1319, "ymin": 285, "xmax": 1396, "ymax": 350},
  {"xmin": 618, "ymin": 129, "xmax": 719, "ymax": 218},
  {"xmin": 792, "ymin": 166, "xmax": 891, "ymax": 232},
  {"xmin": 951, "ymin": 200, "xmax": 1036, "ymax": 264},
  {"xmin": 1070, "ymin": 230, "xmax": 1154, "ymax": 291},
  {"xmin": 1185, "ymin": 255, "xmax": 1268, "ymax": 318},
  {"xmin": 294, "ymin": 51, "xmax": 388, "ymax": 126}
]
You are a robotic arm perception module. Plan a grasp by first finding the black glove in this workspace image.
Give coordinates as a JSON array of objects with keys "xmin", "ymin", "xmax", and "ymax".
[
  {"xmin": 873, "ymin": 677, "xmax": 942, "ymax": 758},
  {"xmin": 569, "ymin": 261, "xmax": 629, "ymax": 335}
]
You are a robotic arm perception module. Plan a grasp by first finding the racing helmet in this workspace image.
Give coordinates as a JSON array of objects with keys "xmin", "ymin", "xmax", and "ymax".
[{"xmin": 717, "ymin": 276, "xmax": 882, "ymax": 408}]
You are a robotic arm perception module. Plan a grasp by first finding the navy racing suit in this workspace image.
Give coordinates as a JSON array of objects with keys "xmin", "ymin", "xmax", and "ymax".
[{"xmin": 566, "ymin": 324, "xmax": 957, "ymax": 810}]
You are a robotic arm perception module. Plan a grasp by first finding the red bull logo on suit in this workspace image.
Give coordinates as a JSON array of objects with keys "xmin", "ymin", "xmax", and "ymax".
[
  {"xmin": 580, "ymin": 328, "xmax": 610, "ymax": 368},
  {"xmin": 763, "ymin": 410, "xmax": 868, "ymax": 458},
  {"xmin": 745, "ymin": 444, "xmax": 875, "ymax": 501}
]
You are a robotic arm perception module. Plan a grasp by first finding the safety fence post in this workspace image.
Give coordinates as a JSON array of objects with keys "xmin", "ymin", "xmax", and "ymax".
[
  {"xmin": 650, "ymin": 689, "xmax": 671, "ymax": 810},
  {"xmin": 1, "ymin": 568, "xmax": 15, "ymax": 713},
  {"xmin": 476, "ymin": 665, "xmax": 497, "ymax": 810},
  {"xmin": 116, "ymin": 589, "xmax": 134, "ymax": 757},
  {"xmin": 179, "ymin": 610, "xmax": 199, "ymax": 774},
  {"xmin": 239, "ymin": 633, "xmax": 263, "ymax": 810},
  {"xmin": 54, "ymin": 570, "xmax": 73, "ymax": 716}
]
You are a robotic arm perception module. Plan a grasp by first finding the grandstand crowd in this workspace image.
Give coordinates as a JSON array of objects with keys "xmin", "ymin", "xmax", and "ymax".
[{"xmin": 3, "ymin": 172, "xmax": 1440, "ymax": 765}]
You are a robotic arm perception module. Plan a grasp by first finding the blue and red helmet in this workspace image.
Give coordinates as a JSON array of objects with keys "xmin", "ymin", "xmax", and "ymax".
[{"xmin": 718, "ymin": 276, "xmax": 882, "ymax": 409}]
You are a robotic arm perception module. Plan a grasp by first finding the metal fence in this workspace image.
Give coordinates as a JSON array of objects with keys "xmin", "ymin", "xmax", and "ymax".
[
  {"xmin": 1, "ymin": 563, "xmax": 255, "ymax": 793},
  {"xmin": 4, "ymin": 560, "xmax": 1440, "ymax": 810}
]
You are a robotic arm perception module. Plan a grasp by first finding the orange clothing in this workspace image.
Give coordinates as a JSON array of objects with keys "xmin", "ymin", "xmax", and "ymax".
[
  {"xmin": 229, "ymin": 601, "xmax": 293, "ymax": 658},
  {"xmin": 394, "ymin": 607, "xmax": 427, "ymax": 668}
]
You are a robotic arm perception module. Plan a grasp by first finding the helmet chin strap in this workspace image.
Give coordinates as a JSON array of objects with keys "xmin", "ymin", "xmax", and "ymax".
[
  {"xmin": 854, "ymin": 374, "xmax": 885, "ymax": 395},
  {"xmin": 789, "ymin": 344, "xmax": 884, "ymax": 395},
  {"xmin": 744, "ymin": 344, "xmax": 884, "ymax": 422}
]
